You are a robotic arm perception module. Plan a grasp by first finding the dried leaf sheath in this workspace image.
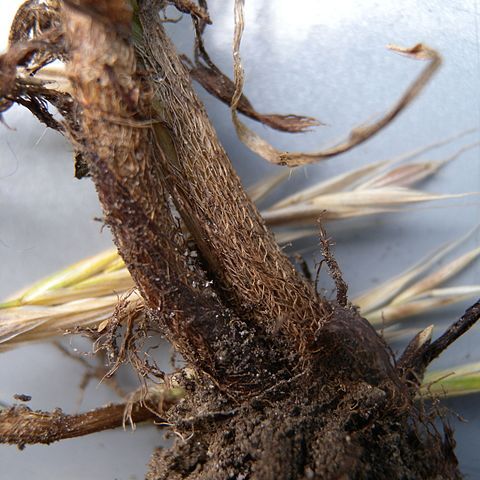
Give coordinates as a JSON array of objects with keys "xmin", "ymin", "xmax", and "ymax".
[
  {"xmin": 139, "ymin": 6, "xmax": 331, "ymax": 346},
  {"xmin": 58, "ymin": 0, "xmax": 395, "ymax": 388},
  {"xmin": 61, "ymin": 0, "xmax": 235, "ymax": 376},
  {"xmin": 135, "ymin": 3, "xmax": 398, "ymax": 386}
]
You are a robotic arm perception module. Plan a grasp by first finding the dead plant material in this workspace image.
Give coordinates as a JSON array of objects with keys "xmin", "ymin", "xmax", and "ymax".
[
  {"xmin": 0, "ymin": 295, "xmax": 129, "ymax": 350},
  {"xmin": 318, "ymin": 225, "xmax": 348, "ymax": 307},
  {"xmin": 139, "ymin": 3, "xmax": 332, "ymax": 348},
  {"xmin": 406, "ymin": 299, "xmax": 480, "ymax": 380},
  {"xmin": 91, "ymin": 291, "xmax": 165, "ymax": 384},
  {"xmin": 182, "ymin": 56, "xmax": 322, "ymax": 133},
  {"xmin": 263, "ymin": 188, "xmax": 474, "ymax": 226},
  {"xmin": 57, "ymin": 0, "xmax": 311, "ymax": 396},
  {"xmin": 168, "ymin": 0, "xmax": 211, "ymax": 24},
  {"xmin": 2, "ymin": 0, "xmax": 93, "ymax": 177},
  {"xmin": 0, "ymin": 388, "xmax": 174, "ymax": 448},
  {"xmin": 61, "ymin": 0, "xmax": 241, "ymax": 382},
  {"xmin": 179, "ymin": 0, "xmax": 321, "ymax": 134},
  {"xmin": 358, "ymin": 229, "xmax": 480, "ymax": 326},
  {"xmin": 264, "ymin": 137, "xmax": 479, "ymax": 224},
  {"xmin": 397, "ymin": 325, "xmax": 433, "ymax": 372},
  {"xmin": 231, "ymin": 0, "xmax": 441, "ymax": 167}
]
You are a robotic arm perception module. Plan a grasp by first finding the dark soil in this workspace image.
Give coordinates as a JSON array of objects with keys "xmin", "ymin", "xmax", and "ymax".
[{"xmin": 146, "ymin": 305, "xmax": 460, "ymax": 480}]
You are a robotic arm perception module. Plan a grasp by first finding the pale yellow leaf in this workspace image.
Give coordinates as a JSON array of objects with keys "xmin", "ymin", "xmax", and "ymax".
[
  {"xmin": 358, "ymin": 142, "xmax": 479, "ymax": 190},
  {"xmin": 264, "ymin": 188, "xmax": 476, "ymax": 227}
]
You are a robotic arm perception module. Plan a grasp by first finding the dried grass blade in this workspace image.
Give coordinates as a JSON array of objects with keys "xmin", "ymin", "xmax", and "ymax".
[
  {"xmin": 1, "ymin": 269, "xmax": 133, "ymax": 309},
  {"xmin": 306, "ymin": 188, "xmax": 475, "ymax": 208},
  {"xmin": 231, "ymin": 2, "xmax": 441, "ymax": 166},
  {"xmin": 264, "ymin": 205, "xmax": 396, "ymax": 226},
  {"xmin": 357, "ymin": 142, "xmax": 480, "ymax": 190},
  {"xmin": 74, "ymin": 268, "xmax": 133, "ymax": 290},
  {"xmin": 384, "ymin": 128, "xmax": 477, "ymax": 164},
  {"xmin": 366, "ymin": 296, "xmax": 465, "ymax": 326},
  {"xmin": 274, "ymin": 229, "xmax": 318, "ymax": 244},
  {"xmin": 23, "ymin": 273, "xmax": 134, "ymax": 306},
  {"xmin": 263, "ymin": 189, "xmax": 474, "ymax": 227},
  {"xmin": 416, "ymin": 285, "xmax": 480, "ymax": 299},
  {"xmin": 0, "ymin": 296, "xmax": 122, "ymax": 349},
  {"xmin": 103, "ymin": 256, "xmax": 126, "ymax": 273},
  {"xmin": 357, "ymin": 161, "xmax": 445, "ymax": 190}
]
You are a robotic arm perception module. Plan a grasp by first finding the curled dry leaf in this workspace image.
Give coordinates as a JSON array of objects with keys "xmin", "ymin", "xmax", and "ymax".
[
  {"xmin": 231, "ymin": 1, "xmax": 441, "ymax": 167},
  {"xmin": 183, "ymin": 57, "xmax": 322, "ymax": 133},
  {"xmin": 177, "ymin": 0, "xmax": 321, "ymax": 134}
]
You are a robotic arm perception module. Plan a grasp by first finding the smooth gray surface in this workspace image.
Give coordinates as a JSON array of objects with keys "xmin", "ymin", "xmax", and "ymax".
[{"xmin": 1, "ymin": 1, "xmax": 480, "ymax": 478}]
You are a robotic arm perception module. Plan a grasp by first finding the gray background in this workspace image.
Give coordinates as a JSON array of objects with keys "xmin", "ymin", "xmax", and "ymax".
[{"xmin": 1, "ymin": 0, "xmax": 480, "ymax": 478}]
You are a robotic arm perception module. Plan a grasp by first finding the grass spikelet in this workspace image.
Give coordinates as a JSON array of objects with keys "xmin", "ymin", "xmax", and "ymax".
[
  {"xmin": 391, "ymin": 247, "xmax": 480, "ymax": 305},
  {"xmin": 355, "ymin": 227, "xmax": 479, "ymax": 314},
  {"xmin": 2, "ymin": 248, "xmax": 120, "ymax": 308},
  {"xmin": 0, "ymin": 293, "xmax": 143, "ymax": 351}
]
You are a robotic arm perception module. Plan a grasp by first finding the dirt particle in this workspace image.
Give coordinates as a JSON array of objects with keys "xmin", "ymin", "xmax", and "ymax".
[{"xmin": 13, "ymin": 394, "xmax": 31, "ymax": 402}]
